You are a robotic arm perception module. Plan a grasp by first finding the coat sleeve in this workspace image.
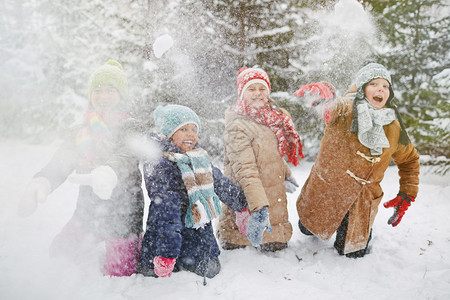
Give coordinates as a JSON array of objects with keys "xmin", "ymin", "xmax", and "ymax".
[
  {"xmin": 223, "ymin": 122, "xmax": 269, "ymax": 212},
  {"xmin": 327, "ymin": 97, "xmax": 352, "ymax": 125},
  {"xmin": 103, "ymin": 118, "xmax": 143, "ymax": 180},
  {"xmin": 392, "ymin": 142, "xmax": 420, "ymax": 198},
  {"xmin": 212, "ymin": 166, "xmax": 247, "ymax": 212},
  {"xmin": 35, "ymin": 136, "xmax": 79, "ymax": 191},
  {"xmin": 144, "ymin": 159, "xmax": 183, "ymax": 258}
]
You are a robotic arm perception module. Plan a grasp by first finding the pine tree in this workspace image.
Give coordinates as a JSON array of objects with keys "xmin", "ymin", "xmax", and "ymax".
[
  {"xmin": 0, "ymin": 0, "xmax": 152, "ymax": 140},
  {"xmin": 147, "ymin": 0, "xmax": 306, "ymax": 159},
  {"xmin": 369, "ymin": 0, "xmax": 450, "ymax": 170}
]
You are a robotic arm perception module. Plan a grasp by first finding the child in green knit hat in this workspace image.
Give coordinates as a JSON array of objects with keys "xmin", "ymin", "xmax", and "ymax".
[
  {"xmin": 18, "ymin": 60, "xmax": 145, "ymax": 276},
  {"xmin": 87, "ymin": 59, "xmax": 129, "ymax": 120}
]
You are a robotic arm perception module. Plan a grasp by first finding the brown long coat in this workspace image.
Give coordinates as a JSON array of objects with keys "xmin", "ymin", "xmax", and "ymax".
[
  {"xmin": 297, "ymin": 97, "xmax": 420, "ymax": 254},
  {"xmin": 217, "ymin": 106, "xmax": 293, "ymax": 246}
]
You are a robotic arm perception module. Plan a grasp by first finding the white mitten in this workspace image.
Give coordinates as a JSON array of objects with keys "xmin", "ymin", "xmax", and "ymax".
[
  {"xmin": 18, "ymin": 177, "xmax": 51, "ymax": 217},
  {"xmin": 285, "ymin": 175, "xmax": 299, "ymax": 193},
  {"xmin": 68, "ymin": 165, "xmax": 118, "ymax": 200}
]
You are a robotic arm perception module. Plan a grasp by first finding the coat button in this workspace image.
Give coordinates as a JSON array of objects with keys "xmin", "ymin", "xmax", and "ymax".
[{"xmin": 278, "ymin": 198, "xmax": 282, "ymax": 202}]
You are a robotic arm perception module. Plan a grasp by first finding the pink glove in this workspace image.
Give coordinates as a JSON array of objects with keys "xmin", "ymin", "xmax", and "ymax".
[
  {"xmin": 235, "ymin": 208, "xmax": 251, "ymax": 236},
  {"xmin": 293, "ymin": 82, "xmax": 336, "ymax": 123},
  {"xmin": 153, "ymin": 256, "xmax": 176, "ymax": 277},
  {"xmin": 383, "ymin": 193, "xmax": 415, "ymax": 227}
]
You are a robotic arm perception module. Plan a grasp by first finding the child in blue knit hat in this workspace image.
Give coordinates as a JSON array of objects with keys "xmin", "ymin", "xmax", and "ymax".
[
  {"xmin": 18, "ymin": 60, "xmax": 145, "ymax": 276},
  {"xmin": 138, "ymin": 104, "xmax": 247, "ymax": 280}
]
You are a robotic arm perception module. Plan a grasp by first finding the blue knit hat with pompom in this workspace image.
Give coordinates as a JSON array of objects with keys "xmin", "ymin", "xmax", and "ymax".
[{"xmin": 153, "ymin": 104, "xmax": 201, "ymax": 138}]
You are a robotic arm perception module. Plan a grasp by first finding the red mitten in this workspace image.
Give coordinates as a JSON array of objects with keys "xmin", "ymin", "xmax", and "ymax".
[
  {"xmin": 293, "ymin": 82, "xmax": 336, "ymax": 123},
  {"xmin": 293, "ymin": 82, "xmax": 336, "ymax": 106},
  {"xmin": 383, "ymin": 193, "xmax": 415, "ymax": 227},
  {"xmin": 235, "ymin": 208, "xmax": 251, "ymax": 236},
  {"xmin": 153, "ymin": 256, "xmax": 176, "ymax": 277}
]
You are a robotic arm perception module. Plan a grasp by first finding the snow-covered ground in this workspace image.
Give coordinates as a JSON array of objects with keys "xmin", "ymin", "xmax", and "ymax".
[{"xmin": 1, "ymin": 141, "xmax": 449, "ymax": 300}]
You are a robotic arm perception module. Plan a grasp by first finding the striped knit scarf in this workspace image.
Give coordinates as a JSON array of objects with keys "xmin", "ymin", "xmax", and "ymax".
[
  {"xmin": 235, "ymin": 99, "xmax": 304, "ymax": 166},
  {"xmin": 76, "ymin": 110, "xmax": 128, "ymax": 168},
  {"xmin": 164, "ymin": 148, "xmax": 222, "ymax": 229}
]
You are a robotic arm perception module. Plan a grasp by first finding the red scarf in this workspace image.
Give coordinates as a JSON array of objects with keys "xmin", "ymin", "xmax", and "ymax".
[{"xmin": 235, "ymin": 99, "xmax": 304, "ymax": 166}]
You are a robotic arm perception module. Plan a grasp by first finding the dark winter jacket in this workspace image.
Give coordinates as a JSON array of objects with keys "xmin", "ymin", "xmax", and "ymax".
[
  {"xmin": 139, "ymin": 137, "xmax": 247, "ymax": 271},
  {"xmin": 35, "ymin": 118, "xmax": 144, "ymax": 239}
]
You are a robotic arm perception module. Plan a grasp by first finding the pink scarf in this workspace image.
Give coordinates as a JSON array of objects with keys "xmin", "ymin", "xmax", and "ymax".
[{"xmin": 235, "ymin": 99, "xmax": 304, "ymax": 166}]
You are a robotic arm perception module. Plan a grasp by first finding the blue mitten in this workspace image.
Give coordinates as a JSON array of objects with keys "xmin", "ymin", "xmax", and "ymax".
[{"xmin": 247, "ymin": 206, "xmax": 272, "ymax": 246}]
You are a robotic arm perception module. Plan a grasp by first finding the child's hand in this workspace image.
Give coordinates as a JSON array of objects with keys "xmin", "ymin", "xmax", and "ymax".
[
  {"xmin": 68, "ymin": 165, "xmax": 118, "ymax": 200},
  {"xmin": 293, "ymin": 82, "xmax": 336, "ymax": 107},
  {"xmin": 153, "ymin": 256, "xmax": 176, "ymax": 277},
  {"xmin": 285, "ymin": 175, "xmax": 299, "ymax": 193},
  {"xmin": 235, "ymin": 207, "xmax": 251, "ymax": 236},
  {"xmin": 293, "ymin": 82, "xmax": 336, "ymax": 123},
  {"xmin": 246, "ymin": 206, "xmax": 272, "ymax": 246},
  {"xmin": 383, "ymin": 193, "xmax": 415, "ymax": 227},
  {"xmin": 17, "ymin": 177, "xmax": 52, "ymax": 217}
]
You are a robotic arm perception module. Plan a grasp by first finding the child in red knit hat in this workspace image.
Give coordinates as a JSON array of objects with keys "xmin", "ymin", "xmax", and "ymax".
[{"xmin": 217, "ymin": 67, "xmax": 304, "ymax": 252}]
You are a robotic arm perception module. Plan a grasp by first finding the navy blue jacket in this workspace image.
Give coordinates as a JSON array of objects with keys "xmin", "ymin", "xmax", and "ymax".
[{"xmin": 139, "ymin": 138, "xmax": 247, "ymax": 270}]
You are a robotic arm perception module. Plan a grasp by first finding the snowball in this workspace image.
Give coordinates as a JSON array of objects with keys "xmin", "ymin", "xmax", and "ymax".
[{"xmin": 153, "ymin": 34, "xmax": 174, "ymax": 58}]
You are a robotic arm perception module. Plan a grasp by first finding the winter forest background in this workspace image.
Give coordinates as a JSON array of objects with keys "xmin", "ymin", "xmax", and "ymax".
[
  {"xmin": 0, "ymin": 0, "xmax": 449, "ymax": 170},
  {"xmin": 0, "ymin": 1, "xmax": 449, "ymax": 299}
]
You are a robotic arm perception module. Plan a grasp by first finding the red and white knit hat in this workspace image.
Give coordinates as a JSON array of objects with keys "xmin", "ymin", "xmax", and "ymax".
[{"xmin": 237, "ymin": 67, "xmax": 271, "ymax": 100}]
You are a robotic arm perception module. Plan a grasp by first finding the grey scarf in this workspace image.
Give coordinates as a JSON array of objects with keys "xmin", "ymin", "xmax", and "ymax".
[{"xmin": 356, "ymin": 99, "xmax": 396, "ymax": 155}]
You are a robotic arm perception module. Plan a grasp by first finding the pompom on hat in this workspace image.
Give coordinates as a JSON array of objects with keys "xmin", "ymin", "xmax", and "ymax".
[
  {"xmin": 88, "ymin": 59, "xmax": 128, "ymax": 99},
  {"xmin": 153, "ymin": 104, "xmax": 201, "ymax": 138},
  {"xmin": 237, "ymin": 67, "xmax": 271, "ymax": 100}
]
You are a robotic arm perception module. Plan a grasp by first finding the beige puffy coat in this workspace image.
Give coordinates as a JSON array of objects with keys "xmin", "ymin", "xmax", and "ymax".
[
  {"xmin": 297, "ymin": 97, "xmax": 420, "ymax": 254},
  {"xmin": 217, "ymin": 106, "xmax": 293, "ymax": 246}
]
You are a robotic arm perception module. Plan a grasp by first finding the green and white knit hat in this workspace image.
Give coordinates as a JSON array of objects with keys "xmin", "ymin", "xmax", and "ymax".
[
  {"xmin": 153, "ymin": 104, "xmax": 201, "ymax": 138},
  {"xmin": 88, "ymin": 59, "xmax": 128, "ymax": 99}
]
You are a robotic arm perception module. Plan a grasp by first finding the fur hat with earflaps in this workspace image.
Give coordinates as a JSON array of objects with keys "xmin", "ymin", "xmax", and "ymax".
[
  {"xmin": 88, "ymin": 59, "xmax": 128, "ymax": 100},
  {"xmin": 350, "ymin": 63, "xmax": 410, "ymax": 146}
]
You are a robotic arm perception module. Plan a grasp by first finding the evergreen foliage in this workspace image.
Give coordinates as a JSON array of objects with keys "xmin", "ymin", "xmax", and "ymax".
[
  {"xmin": 0, "ymin": 0, "xmax": 447, "ymax": 170},
  {"xmin": 366, "ymin": 0, "xmax": 449, "ymax": 172}
]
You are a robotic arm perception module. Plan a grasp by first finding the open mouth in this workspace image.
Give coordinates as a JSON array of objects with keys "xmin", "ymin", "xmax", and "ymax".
[{"xmin": 373, "ymin": 96, "xmax": 384, "ymax": 102}]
